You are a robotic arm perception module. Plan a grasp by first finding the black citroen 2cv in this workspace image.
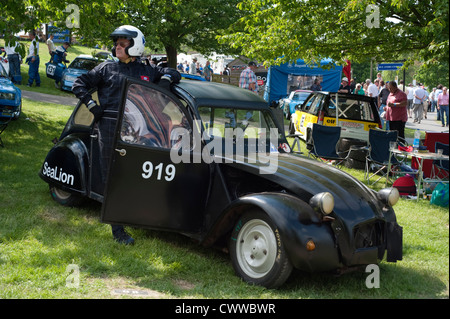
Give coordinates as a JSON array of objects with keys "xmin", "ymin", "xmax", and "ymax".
[{"xmin": 39, "ymin": 79, "xmax": 402, "ymax": 288}]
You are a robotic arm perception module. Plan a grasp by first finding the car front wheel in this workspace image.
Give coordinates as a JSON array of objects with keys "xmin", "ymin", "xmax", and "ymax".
[
  {"xmin": 50, "ymin": 185, "xmax": 84, "ymax": 207},
  {"xmin": 230, "ymin": 210, "xmax": 293, "ymax": 288}
]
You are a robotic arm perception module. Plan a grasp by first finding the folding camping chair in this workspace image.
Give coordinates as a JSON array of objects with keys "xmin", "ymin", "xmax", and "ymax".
[
  {"xmin": 364, "ymin": 129, "xmax": 408, "ymax": 186},
  {"xmin": 430, "ymin": 142, "xmax": 449, "ymax": 180},
  {"xmin": 0, "ymin": 116, "xmax": 12, "ymax": 147},
  {"xmin": 308, "ymin": 123, "xmax": 346, "ymax": 166}
]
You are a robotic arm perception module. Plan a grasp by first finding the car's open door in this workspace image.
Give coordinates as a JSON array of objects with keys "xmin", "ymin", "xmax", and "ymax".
[{"xmin": 101, "ymin": 78, "xmax": 210, "ymax": 233}]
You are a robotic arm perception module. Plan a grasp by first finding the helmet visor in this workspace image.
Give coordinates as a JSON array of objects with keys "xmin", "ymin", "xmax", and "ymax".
[{"xmin": 110, "ymin": 27, "xmax": 138, "ymax": 42}]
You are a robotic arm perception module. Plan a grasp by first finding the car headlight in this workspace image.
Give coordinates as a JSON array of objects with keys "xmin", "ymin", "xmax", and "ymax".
[
  {"xmin": 64, "ymin": 75, "xmax": 78, "ymax": 82},
  {"xmin": 378, "ymin": 187, "xmax": 399, "ymax": 207},
  {"xmin": 310, "ymin": 192, "xmax": 334, "ymax": 215},
  {"xmin": 0, "ymin": 93, "xmax": 15, "ymax": 100}
]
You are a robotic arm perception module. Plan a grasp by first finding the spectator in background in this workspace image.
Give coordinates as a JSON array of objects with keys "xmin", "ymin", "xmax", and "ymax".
[
  {"xmin": 378, "ymin": 80, "xmax": 390, "ymax": 129},
  {"xmin": 354, "ymin": 83, "xmax": 365, "ymax": 95},
  {"xmin": 435, "ymin": 84, "xmax": 443, "ymax": 121},
  {"xmin": 310, "ymin": 78, "xmax": 322, "ymax": 91},
  {"xmin": 349, "ymin": 78, "xmax": 356, "ymax": 93},
  {"xmin": 4, "ymin": 40, "xmax": 22, "ymax": 85},
  {"xmin": 46, "ymin": 34, "xmax": 56, "ymax": 59},
  {"xmin": 412, "ymin": 84, "xmax": 426, "ymax": 124},
  {"xmin": 189, "ymin": 57, "xmax": 197, "ymax": 75},
  {"xmin": 338, "ymin": 77, "xmax": 351, "ymax": 93},
  {"xmin": 239, "ymin": 61, "xmax": 258, "ymax": 93},
  {"xmin": 437, "ymin": 86, "xmax": 449, "ymax": 127},
  {"xmin": 26, "ymin": 31, "xmax": 40, "ymax": 87},
  {"xmin": 429, "ymin": 88, "xmax": 437, "ymax": 113},
  {"xmin": 203, "ymin": 60, "xmax": 213, "ymax": 81},
  {"xmin": 406, "ymin": 83, "xmax": 414, "ymax": 118},
  {"xmin": 385, "ymin": 81, "xmax": 408, "ymax": 141}
]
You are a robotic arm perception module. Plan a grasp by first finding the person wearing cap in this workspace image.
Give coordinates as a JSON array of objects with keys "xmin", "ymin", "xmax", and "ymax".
[
  {"xmin": 189, "ymin": 57, "xmax": 197, "ymax": 75},
  {"xmin": 338, "ymin": 77, "xmax": 351, "ymax": 93},
  {"xmin": 239, "ymin": 61, "xmax": 258, "ymax": 93},
  {"xmin": 72, "ymin": 25, "xmax": 181, "ymax": 245}
]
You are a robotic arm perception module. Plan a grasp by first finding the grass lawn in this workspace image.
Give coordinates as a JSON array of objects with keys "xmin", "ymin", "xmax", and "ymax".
[{"xmin": 0, "ymin": 97, "xmax": 448, "ymax": 300}]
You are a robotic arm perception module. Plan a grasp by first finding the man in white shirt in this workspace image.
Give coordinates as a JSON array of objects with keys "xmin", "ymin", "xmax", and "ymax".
[
  {"xmin": 4, "ymin": 41, "xmax": 22, "ymax": 84},
  {"xmin": 367, "ymin": 79, "xmax": 379, "ymax": 106},
  {"xmin": 46, "ymin": 34, "xmax": 56, "ymax": 61},
  {"xmin": 189, "ymin": 57, "xmax": 197, "ymax": 75},
  {"xmin": 26, "ymin": 31, "xmax": 40, "ymax": 87},
  {"xmin": 406, "ymin": 83, "xmax": 414, "ymax": 118},
  {"xmin": 412, "ymin": 84, "xmax": 426, "ymax": 124}
]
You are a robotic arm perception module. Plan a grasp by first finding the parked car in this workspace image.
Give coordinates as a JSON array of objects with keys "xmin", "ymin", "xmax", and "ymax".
[
  {"xmin": 0, "ymin": 62, "xmax": 21, "ymax": 120},
  {"xmin": 279, "ymin": 89, "xmax": 312, "ymax": 120},
  {"xmin": 59, "ymin": 55, "xmax": 104, "ymax": 91},
  {"xmin": 290, "ymin": 91, "xmax": 382, "ymax": 145},
  {"xmin": 39, "ymin": 80, "xmax": 402, "ymax": 288}
]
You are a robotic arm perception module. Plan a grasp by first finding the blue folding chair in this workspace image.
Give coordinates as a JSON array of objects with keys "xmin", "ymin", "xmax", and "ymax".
[
  {"xmin": 308, "ymin": 123, "xmax": 345, "ymax": 166},
  {"xmin": 365, "ymin": 129, "xmax": 407, "ymax": 186},
  {"xmin": 431, "ymin": 142, "xmax": 449, "ymax": 180}
]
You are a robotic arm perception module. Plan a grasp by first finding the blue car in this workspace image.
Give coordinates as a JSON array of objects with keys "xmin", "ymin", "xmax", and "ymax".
[
  {"xmin": 0, "ymin": 62, "xmax": 22, "ymax": 120},
  {"xmin": 59, "ymin": 55, "xmax": 104, "ymax": 92},
  {"xmin": 278, "ymin": 89, "xmax": 312, "ymax": 119}
]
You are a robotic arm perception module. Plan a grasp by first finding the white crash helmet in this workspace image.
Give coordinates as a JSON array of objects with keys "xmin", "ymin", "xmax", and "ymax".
[{"xmin": 110, "ymin": 25, "xmax": 145, "ymax": 57}]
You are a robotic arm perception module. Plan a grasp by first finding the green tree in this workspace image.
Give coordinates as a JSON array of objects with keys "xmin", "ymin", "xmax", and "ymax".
[
  {"xmin": 73, "ymin": 0, "xmax": 244, "ymax": 68},
  {"xmin": 219, "ymin": 0, "xmax": 449, "ymax": 68}
]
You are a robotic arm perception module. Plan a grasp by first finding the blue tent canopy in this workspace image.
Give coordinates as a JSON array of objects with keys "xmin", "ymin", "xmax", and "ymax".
[{"xmin": 263, "ymin": 58, "xmax": 343, "ymax": 103}]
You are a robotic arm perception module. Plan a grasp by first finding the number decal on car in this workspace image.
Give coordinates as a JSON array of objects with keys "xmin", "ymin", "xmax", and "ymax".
[
  {"xmin": 142, "ymin": 161, "xmax": 176, "ymax": 181},
  {"xmin": 47, "ymin": 64, "xmax": 56, "ymax": 76}
]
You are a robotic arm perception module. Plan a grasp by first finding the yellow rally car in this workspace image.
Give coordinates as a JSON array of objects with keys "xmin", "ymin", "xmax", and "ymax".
[{"xmin": 290, "ymin": 91, "xmax": 381, "ymax": 146}]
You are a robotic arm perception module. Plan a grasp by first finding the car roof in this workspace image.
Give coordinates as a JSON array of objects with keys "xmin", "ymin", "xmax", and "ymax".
[
  {"xmin": 313, "ymin": 91, "xmax": 376, "ymax": 102},
  {"xmin": 74, "ymin": 54, "xmax": 98, "ymax": 60},
  {"xmin": 175, "ymin": 80, "xmax": 269, "ymax": 109},
  {"xmin": 293, "ymin": 90, "xmax": 312, "ymax": 93}
]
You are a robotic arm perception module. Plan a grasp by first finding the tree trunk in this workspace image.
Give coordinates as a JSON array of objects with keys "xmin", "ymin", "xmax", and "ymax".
[{"xmin": 165, "ymin": 45, "xmax": 178, "ymax": 69}]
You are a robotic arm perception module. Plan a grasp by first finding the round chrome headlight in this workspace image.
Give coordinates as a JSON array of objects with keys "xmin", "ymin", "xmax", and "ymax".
[
  {"xmin": 378, "ymin": 187, "xmax": 400, "ymax": 207},
  {"xmin": 310, "ymin": 192, "xmax": 335, "ymax": 215}
]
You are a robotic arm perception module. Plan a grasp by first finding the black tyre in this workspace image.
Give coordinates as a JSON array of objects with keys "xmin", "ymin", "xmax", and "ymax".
[
  {"xmin": 50, "ymin": 185, "xmax": 84, "ymax": 207},
  {"xmin": 229, "ymin": 210, "xmax": 293, "ymax": 289}
]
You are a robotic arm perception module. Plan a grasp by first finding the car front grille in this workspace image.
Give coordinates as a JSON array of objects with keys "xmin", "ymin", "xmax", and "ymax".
[{"xmin": 353, "ymin": 221, "xmax": 385, "ymax": 249}]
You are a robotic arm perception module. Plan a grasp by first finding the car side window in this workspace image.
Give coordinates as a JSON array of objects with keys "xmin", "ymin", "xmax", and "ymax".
[
  {"xmin": 308, "ymin": 95, "xmax": 324, "ymax": 115},
  {"xmin": 302, "ymin": 95, "xmax": 316, "ymax": 112},
  {"xmin": 120, "ymin": 83, "xmax": 191, "ymax": 149}
]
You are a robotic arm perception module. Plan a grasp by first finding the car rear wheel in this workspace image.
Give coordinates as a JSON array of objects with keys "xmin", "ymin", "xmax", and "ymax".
[
  {"xmin": 230, "ymin": 210, "xmax": 293, "ymax": 288},
  {"xmin": 50, "ymin": 185, "xmax": 84, "ymax": 207}
]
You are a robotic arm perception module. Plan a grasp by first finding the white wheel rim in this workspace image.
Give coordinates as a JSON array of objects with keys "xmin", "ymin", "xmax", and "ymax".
[{"xmin": 236, "ymin": 219, "xmax": 277, "ymax": 279}]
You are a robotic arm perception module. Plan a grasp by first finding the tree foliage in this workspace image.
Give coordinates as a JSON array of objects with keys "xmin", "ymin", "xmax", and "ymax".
[
  {"xmin": 1, "ymin": 0, "xmax": 244, "ymax": 68},
  {"xmin": 218, "ymin": 0, "xmax": 449, "ymax": 68}
]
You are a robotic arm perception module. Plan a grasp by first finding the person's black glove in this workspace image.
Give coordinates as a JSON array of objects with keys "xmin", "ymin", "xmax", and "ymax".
[
  {"xmin": 87, "ymin": 100, "xmax": 103, "ymax": 122},
  {"xmin": 158, "ymin": 75, "xmax": 172, "ymax": 92}
]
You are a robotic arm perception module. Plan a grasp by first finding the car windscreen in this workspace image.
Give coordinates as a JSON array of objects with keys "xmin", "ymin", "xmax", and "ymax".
[
  {"xmin": 327, "ymin": 95, "xmax": 376, "ymax": 121},
  {"xmin": 293, "ymin": 92, "xmax": 311, "ymax": 102},
  {"xmin": 69, "ymin": 58, "xmax": 102, "ymax": 71},
  {"xmin": 198, "ymin": 107, "xmax": 284, "ymax": 153}
]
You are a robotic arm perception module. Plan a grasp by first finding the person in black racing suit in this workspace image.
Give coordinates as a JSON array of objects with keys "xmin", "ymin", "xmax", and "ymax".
[{"xmin": 72, "ymin": 25, "xmax": 181, "ymax": 245}]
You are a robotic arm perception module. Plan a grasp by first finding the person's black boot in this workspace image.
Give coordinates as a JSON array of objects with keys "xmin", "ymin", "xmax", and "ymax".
[{"xmin": 112, "ymin": 225, "xmax": 135, "ymax": 245}]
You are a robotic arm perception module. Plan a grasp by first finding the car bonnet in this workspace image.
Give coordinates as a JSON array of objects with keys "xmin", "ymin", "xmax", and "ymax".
[{"xmin": 222, "ymin": 152, "xmax": 385, "ymax": 222}]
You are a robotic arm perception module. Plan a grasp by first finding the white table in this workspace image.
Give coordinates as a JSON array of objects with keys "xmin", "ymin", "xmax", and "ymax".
[{"xmin": 388, "ymin": 149, "xmax": 449, "ymax": 199}]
